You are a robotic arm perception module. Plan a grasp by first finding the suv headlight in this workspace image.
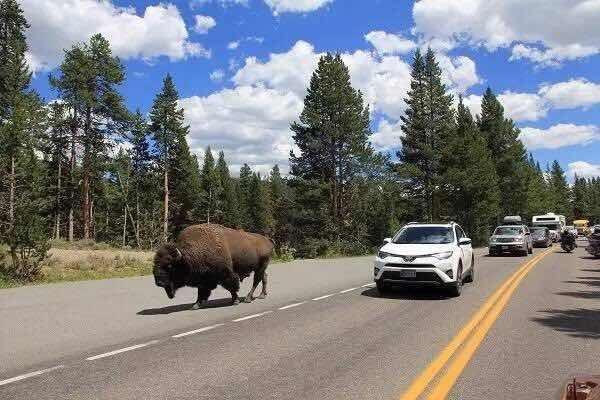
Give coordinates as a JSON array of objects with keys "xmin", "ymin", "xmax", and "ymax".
[
  {"xmin": 431, "ymin": 251, "xmax": 453, "ymax": 260},
  {"xmin": 378, "ymin": 250, "xmax": 390, "ymax": 259}
]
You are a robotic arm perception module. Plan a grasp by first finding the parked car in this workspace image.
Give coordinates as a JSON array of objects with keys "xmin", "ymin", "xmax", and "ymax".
[
  {"xmin": 374, "ymin": 222, "xmax": 474, "ymax": 297},
  {"xmin": 530, "ymin": 226, "xmax": 552, "ymax": 248},
  {"xmin": 489, "ymin": 225, "xmax": 533, "ymax": 256}
]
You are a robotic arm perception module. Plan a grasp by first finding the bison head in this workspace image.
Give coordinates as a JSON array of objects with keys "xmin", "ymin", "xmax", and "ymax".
[{"xmin": 153, "ymin": 244, "xmax": 183, "ymax": 299}]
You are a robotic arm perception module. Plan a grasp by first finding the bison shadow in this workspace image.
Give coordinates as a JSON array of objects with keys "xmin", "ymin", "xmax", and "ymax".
[
  {"xmin": 532, "ymin": 308, "xmax": 600, "ymax": 339},
  {"xmin": 361, "ymin": 287, "xmax": 451, "ymax": 301},
  {"xmin": 137, "ymin": 297, "xmax": 234, "ymax": 315}
]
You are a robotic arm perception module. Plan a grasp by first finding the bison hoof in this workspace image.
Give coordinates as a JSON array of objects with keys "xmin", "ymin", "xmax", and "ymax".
[
  {"xmin": 191, "ymin": 303, "xmax": 201, "ymax": 310},
  {"xmin": 257, "ymin": 293, "xmax": 267, "ymax": 299},
  {"xmin": 243, "ymin": 296, "xmax": 253, "ymax": 303},
  {"xmin": 233, "ymin": 298, "xmax": 240, "ymax": 305},
  {"xmin": 191, "ymin": 300, "xmax": 208, "ymax": 310}
]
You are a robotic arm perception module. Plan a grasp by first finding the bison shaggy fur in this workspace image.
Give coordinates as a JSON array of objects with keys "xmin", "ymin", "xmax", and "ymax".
[{"xmin": 153, "ymin": 223, "xmax": 274, "ymax": 309}]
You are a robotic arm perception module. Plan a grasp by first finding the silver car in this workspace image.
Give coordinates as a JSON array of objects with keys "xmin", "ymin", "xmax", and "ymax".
[{"xmin": 489, "ymin": 225, "xmax": 533, "ymax": 256}]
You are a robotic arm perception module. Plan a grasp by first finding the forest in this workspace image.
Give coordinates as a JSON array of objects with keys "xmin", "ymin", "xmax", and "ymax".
[{"xmin": 1, "ymin": 0, "xmax": 600, "ymax": 282}]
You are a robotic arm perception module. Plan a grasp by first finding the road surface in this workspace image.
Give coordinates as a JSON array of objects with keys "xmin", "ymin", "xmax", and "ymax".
[{"xmin": 1, "ymin": 244, "xmax": 599, "ymax": 399}]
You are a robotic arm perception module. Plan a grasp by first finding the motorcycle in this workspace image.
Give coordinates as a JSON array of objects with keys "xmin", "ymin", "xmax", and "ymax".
[
  {"xmin": 586, "ymin": 227, "xmax": 600, "ymax": 258},
  {"xmin": 561, "ymin": 231, "xmax": 577, "ymax": 253}
]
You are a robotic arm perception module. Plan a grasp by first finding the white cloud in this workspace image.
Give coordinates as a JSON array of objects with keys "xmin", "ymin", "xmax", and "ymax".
[
  {"xmin": 365, "ymin": 31, "xmax": 416, "ymax": 55},
  {"xmin": 22, "ymin": 0, "xmax": 208, "ymax": 72},
  {"xmin": 437, "ymin": 54, "xmax": 481, "ymax": 94},
  {"xmin": 227, "ymin": 36, "xmax": 264, "ymax": 51},
  {"xmin": 209, "ymin": 69, "xmax": 225, "ymax": 82},
  {"xmin": 520, "ymin": 124, "xmax": 600, "ymax": 150},
  {"xmin": 371, "ymin": 119, "xmax": 403, "ymax": 152},
  {"xmin": 568, "ymin": 161, "xmax": 600, "ymax": 179},
  {"xmin": 190, "ymin": 0, "xmax": 248, "ymax": 8},
  {"xmin": 462, "ymin": 94, "xmax": 483, "ymax": 117},
  {"xmin": 497, "ymin": 91, "xmax": 548, "ymax": 121},
  {"xmin": 193, "ymin": 15, "xmax": 216, "ymax": 34},
  {"xmin": 179, "ymin": 86, "xmax": 302, "ymax": 174},
  {"xmin": 263, "ymin": 0, "xmax": 333, "ymax": 15},
  {"xmin": 539, "ymin": 79, "xmax": 600, "ymax": 110},
  {"xmin": 228, "ymin": 41, "xmax": 241, "ymax": 50},
  {"xmin": 412, "ymin": 0, "xmax": 600, "ymax": 65}
]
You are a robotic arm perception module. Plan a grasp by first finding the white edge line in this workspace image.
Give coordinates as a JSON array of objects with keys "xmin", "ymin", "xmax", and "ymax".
[
  {"xmin": 362, "ymin": 283, "xmax": 375, "ymax": 287},
  {"xmin": 86, "ymin": 340, "xmax": 159, "ymax": 361},
  {"xmin": 312, "ymin": 293, "xmax": 335, "ymax": 301},
  {"xmin": 0, "ymin": 365, "xmax": 64, "ymax": 386},
  {"xmin": 232, "ymin": 311, "xmax": 272, "ymax": 322},
  {"xmin": 278, "ymin": 302, "xmax": 306, "ymax": 310},
  {"xmin": 172, "ymin": 324, "xmax": 224, "ymax": 338},
  {"xmin": 339, "ymin": 287, "xmax": 359, "ymax": 293}
]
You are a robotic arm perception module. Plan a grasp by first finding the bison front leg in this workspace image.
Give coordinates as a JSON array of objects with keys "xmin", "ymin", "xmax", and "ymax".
[
  {"xmin": 245, "ymin": 261, "xmax": 269, "ymax": 302},
  {"xmin": 257, "ymin": 272, "xmax": 268, "ymax": 299},
  {"xmin": 191, "ymin": 286, "xmax": 212, "ymax": 310}
]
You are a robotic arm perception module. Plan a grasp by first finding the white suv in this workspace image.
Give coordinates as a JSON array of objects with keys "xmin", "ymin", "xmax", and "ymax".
[{"xmin": 374, "ymin": 222, "xmax": 474, "ymax": 297}]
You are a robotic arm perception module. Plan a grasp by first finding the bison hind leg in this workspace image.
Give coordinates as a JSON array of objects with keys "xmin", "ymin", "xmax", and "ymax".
[
  {"xmin": 257, "ymin": 272, "xmax": 268, "ymax": 299},
  {"xmin": 221, "ymin": 270, "xmax": 241, "ymax": 306}
]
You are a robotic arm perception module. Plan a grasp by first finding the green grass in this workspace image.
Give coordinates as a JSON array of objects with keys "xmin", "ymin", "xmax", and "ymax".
[{"xmin": 39, "ymin": 255, "xmax": 153, "ymax": 284}]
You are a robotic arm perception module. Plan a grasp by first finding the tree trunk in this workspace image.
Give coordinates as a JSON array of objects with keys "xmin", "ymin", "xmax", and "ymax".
[
  {"xmin": 9, "ymin": 155, "xmax": 18, "ymax": 267},
  {"xmin": 122, "ymin": 206, "xmax": 127, "ymax": 248},
  {"xmin": 135, "ymin": 192, "xmax": 141, "ymax": 248},
  {"xmin": 68, "ymin": 109, "xmax": 77, "ymax": 242},
  {"xmin": 55, "ymin": 160, "xmax": 61, "ymax": 240},
  {"xmin": 163, "ymin": 166, "xmax": 169, "ymax": 242},
  {"xmin": 82, "ymin": 107, "xmax": 92, "ymax": 240}
]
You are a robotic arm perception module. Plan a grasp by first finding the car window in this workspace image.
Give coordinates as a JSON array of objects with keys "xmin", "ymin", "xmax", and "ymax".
[
  {"xmin": 494, "ymin": 226, "xmax": 522, "ymax": 235},
  {"xmin": 393, "ymin": 226, "xmax": 455, "ymax": 244},
  {"xmin": 455, "ymin": 226, "xmax": 464, "ymax": 240}
]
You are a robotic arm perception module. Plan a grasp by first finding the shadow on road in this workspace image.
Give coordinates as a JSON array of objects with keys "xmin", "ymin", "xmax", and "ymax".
[
  {"xmin": 137, "ymin": 298, "xmax": 234, "ymax": 315},
  {"xmin": 361, "ymin": 287, "xmax": 450, "ymax": 301},
  {"xmin": 532, "ymin": 308, "xmax": 600, "ymax": 339}
]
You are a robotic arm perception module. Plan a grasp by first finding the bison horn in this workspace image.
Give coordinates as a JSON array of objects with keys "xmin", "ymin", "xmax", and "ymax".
[{"xmin": 174, "ymin": 248, "xmax": 183, "ymax": 261}]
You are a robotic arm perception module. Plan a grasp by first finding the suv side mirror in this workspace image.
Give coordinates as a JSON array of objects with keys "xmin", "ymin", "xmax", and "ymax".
[
  {"xmin": 383, "ymin": 237, "xmax": 392, "ymax": 244},
  {"xmin": 459, "ymin": 238, "xmax": 472, "ymax": 246}
]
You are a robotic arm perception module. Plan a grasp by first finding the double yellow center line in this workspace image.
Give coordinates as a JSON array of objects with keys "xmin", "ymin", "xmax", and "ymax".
[{"xmin": 399, "ymin": 248, "xmax": 553, "ymax": 400}]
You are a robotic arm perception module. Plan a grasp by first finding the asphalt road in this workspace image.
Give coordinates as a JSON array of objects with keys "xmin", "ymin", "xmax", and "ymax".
[{"xmin": 1, "ymin": 244, "xmax": 599, "ymax": 399}]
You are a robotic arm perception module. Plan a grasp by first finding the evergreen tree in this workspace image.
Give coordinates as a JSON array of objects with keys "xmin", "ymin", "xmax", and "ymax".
[
  {"xmin": 50, "ymin": 33, "xmax": 127, "ymax": 240},
  {"xmin": 215, "ymin": 151, "xmax": 239, "ymax": 228},
  {"xmin": 572, "ymin": 174, "xmax": 589, "ymax": 219},
  {"xmin": 478, "ymin": 88, "xmax": 528, "ymax": 217},
  {"xmin": 290, "ymin": 53, "xmax": 375, "ymax": 234},
  {"xmin": 398, "ymin": 48, "xmax": 455, "ymax": 221},
  {"xmin": 525, "ymin": 161, "xmax": 551, "ymax": 219},
  {"xmin": 238, "ymin": 163, "xmax": 253, "ymax": 229},
  {"xmin": 547, "ymin": 160, "xmax": 571, "ymax": 216},
  {"xmin": 149, "ymin": 74, "xmax": 200, "ymax": 240},
  {"xmin": 442, "ymin": 97, "xmax": 500, "ymax": 244},
  {"xmin": 0, "ymin": 0, "xmax": 49, "ymax": 279},
  {"xmin": 199, "ymin": 146, "xmax": 220, "ymax": 223},
  {"xmin": 269, "ymin": 165, "xmax": 293, "ymax": 246},
  {"xmin": 247, "ymin": 173, "xmax": 269, "ymax": 234}
]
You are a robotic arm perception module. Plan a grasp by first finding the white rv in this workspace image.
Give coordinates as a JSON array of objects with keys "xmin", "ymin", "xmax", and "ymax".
[{"xmin": 532, "ymin": 213, "xmax": 566, "ymax": 242}]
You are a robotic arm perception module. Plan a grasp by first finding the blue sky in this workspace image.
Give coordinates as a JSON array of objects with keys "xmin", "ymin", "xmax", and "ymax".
[{"xmin": 24, "ymin": 0, "xmax": 600, "ymax": 177}]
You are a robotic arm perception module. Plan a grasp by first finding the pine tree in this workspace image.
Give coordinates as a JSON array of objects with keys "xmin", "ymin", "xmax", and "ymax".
[
  {"xmin": 478, "ymin": 88, "xmax": 528, "ymax": 217},
  {"xmin": 215, "ymin": 151, "xmax": 239, "ymax": 228},
  {"xmin": 290, "ymin": 53, "xmax": 374, "ymax": 233},
  {"xmin": 548, "ymin": 160, "xmax": 571, "ymax": 216},
  {"xmin": 199, "ymin": 146, "xmax": 220, "ymax": 223},
  {"xmin": 238, "ymin": 163, "xmax": 253, "ymax": 229},
  {"xmin": 398, "ymin": 48, "xmax": 455, "ymax": 221},
  {"xmin": 0, "ymin": 0, "xmax": 49, "ymax": 278},
  {"xmin": 247, "ymin": 173, "xmax": 269, "ymax": 234},
  {"xmin": 525, "ymin": 160, "xmax": 550, "ymax": 220},
  {"xmin": 572, "ymin": 174, "xmax": 589, "ymax": 219},
  {"xmin": 50, "ymin": 33, "xmax": 127, "ymax": 240},
  {"xmin": 149, "ymin": 74, "xmax": 200, "ymax": 240},
  {"xmin": 269, "ymin": 165, "xmax": 293, "ymax": 246},
  {"xmin": 442, "ymin": 97, "xmax": 500, "ymax": 244}
]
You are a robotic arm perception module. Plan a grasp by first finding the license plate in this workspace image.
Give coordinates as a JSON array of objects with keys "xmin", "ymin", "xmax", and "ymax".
[
  {"xmin": 399, "ymin": 270, "xmax": 416, "ymax": 278},
  {"xmin": 502, "ymin": 246, "xmax": 509, "ymax": 250}
]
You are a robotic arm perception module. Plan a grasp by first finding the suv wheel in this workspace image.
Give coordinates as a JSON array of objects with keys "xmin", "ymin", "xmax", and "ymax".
[
  {"xmin": 464, "ymin": 256, "xmax": 475, "ymax": 283},
  {"xmin": 528, "ymin": 244, "xmax": 533, "ymax": 254},
  {"xmin": 448, "ymin": 265, "xmax": 463, "ymax": 297}
]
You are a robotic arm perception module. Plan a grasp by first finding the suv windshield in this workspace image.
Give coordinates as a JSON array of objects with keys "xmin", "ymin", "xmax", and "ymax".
[
  {"xmin": 494, "ymin": 226, "xmax": 522, "ymax": 235},
  {"xmin": 530, "ymin": 227, "xmax": 546, "ymax": 233},
  {"xmin": 393, "ymin": 226, "xmax": 454, "ymax": 244}
]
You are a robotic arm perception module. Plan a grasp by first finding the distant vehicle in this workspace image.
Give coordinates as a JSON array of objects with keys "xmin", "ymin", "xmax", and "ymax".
[
  {"xmin": 586, "ymin": 225, "xmax": 600, "ymax": 258},
  {"xmin": 573, "ymin": 219, "xmax": 591, "ymax": 236},
  {"xmin": 561, "ymin": 230, "xmax": 577, "ymax": 253},
  {"xmin": 565, "ymin": 225, "xmax": 578, "ymax": 236},
  {"xmin": 374, "ymin": 222, "xmax": 474, "ymax": 297},
  {"xmin": 489, "ymin": 225, "xmax": 533, "ymax": 256},
  {"xmin": 532, "ymin": 213, "xmax": 566, "ymax": 242},
  {"xmin": 503, "ymin": 215, "xmax": 522, "ymax": 224},
  {"xmin": 530, "ymin": 226, "xmax": 552, "ymax": 248}
]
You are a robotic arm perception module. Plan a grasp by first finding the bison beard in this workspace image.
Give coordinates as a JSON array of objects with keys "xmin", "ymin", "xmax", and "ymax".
[{"xmin": 153, "ymin": 224, "xmax": 273, "ymax": 309}]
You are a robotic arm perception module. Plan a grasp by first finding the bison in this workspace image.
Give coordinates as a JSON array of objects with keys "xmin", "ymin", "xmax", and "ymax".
[{"xmin": 153, "ymin": 223, "xmax": 274, "ymax": 309}]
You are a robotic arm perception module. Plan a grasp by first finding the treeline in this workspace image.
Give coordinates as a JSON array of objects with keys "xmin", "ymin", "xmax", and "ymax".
[{"xmin": 1, "ymin": 0, "xmax": 599, "ymax": 281}]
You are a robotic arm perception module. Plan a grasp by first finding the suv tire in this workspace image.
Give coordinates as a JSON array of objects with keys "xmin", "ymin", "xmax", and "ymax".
[
  {"xmin": 376, "ymin": 280, "xmax": 389, "ymax": 294},
  {"xmin": 448, "ymin": 265, "xmax": 463, "ymax": 297},
  {"xmin": 464, "ymin": 256, "xmax": 475, "ymax": 283}
]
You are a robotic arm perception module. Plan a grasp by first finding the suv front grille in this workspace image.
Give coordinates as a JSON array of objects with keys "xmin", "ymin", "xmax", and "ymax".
[
  {"xmin": 381, "ymin": 270, "xmax": 443, "ymax": 283},
  {"xmin": 384, "ymin": 263, "xmax": 435, "ymax": 269},
  {"xmin": 496, "ymin": 237, "xmax": 516, "ymax": 243}
]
